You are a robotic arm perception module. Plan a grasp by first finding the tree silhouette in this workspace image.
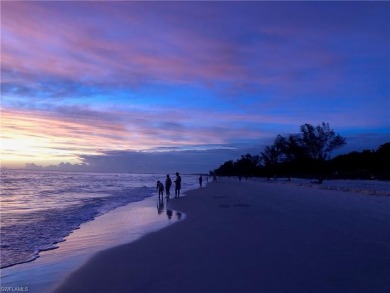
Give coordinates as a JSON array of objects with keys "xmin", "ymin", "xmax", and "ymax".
[
  {"xmin": 299, "ymin": 123, "xmax": 346, "ymax": 161},
  {"xmin": 262, "ymin": 123, "xmax": 345, "ymax": 166},
  {"xmin": 213, "ymin": 129, "xmax": 388, "ymax": 179},
  {"xmin": 213, "ymin": 154, "xmax": 261, "ymax": 177},
  {"xmin": 330, "ymin": 142, "xmax": 390, "ymax": 179},
  {"xmin": 260, "ymin": 123, "xmax": 346, "ymax": 178}
]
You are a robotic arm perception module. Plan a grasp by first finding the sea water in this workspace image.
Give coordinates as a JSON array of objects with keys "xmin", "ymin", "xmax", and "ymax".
[{"xmin": 0, "ymin": 170, "xmax": 198, "ymax": 269}]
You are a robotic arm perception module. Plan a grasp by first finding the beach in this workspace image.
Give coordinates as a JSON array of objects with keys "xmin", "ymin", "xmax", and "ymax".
[
  {"xmin": 55, "ymin": 178, "xmax": 390, "ymax": 293},
  {"xmin": 0, "ymin": 195, "xmax": 183, "ymax": 293}
]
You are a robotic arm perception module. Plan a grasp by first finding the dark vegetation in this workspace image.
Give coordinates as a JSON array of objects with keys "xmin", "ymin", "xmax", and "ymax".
[{"xmin": 212, "ymin": 123, "xmax": 390, "ymax": 180}]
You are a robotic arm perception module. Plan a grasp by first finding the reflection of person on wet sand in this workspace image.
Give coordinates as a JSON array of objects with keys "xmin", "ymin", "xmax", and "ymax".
[
  {"xmin": 165, "ymin": 175, "xmax": 172, "ymax": 200},
  {"xmin": 156, "ymin": 180, "xmax": 164, "ymax": 200},
  {"xmin": 166, "ymin": 209, "xmax": 173, "ymax": 219},
  {"xmin": 157, "ymin": 198, "xmax": 164, "ymax": 215},
  {"xmin": 174, "ymin": 172, "xmax": 181, "ymax": 198}
]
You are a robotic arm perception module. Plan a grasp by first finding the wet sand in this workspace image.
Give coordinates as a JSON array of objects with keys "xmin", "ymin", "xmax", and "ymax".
[
  {"xmin": 1, "ymin": 196, "xmax": 181, "ymax": 293},
  {"xmin": 55, "ymin": 178, "xmax": 390, "ymax": 293}
]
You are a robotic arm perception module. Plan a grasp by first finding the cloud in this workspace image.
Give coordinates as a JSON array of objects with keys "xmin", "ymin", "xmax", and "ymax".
[
  {"xmin": 2, "ymin": 1, "xmax": 388, "ymax": 120},
  {"xmin": 1, "ymin": 1, "xmax": 389, "ymax": 172},
  {"xmin": 2, "ymin": 99, "xmax": 387, "ymax": 167},
  {"xmin": 23, "ymin": 131, "xmax": 389, "ymax": 173},
  {"xmin": 3, "ymin": 1, "xmax": 387, "ymax": 98},
  {"xmin": 0, "ymin": 105, "xmax": 269, "ymax": 166},
  {"xmin": 24, "ymin": 147, "xmax": 249, "ymax": 174}
]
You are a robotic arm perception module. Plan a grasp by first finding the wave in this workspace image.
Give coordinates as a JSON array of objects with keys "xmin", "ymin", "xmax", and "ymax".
[{"xmin": 0, "ymin": 186, "xmax": 154, "ymax": 269}]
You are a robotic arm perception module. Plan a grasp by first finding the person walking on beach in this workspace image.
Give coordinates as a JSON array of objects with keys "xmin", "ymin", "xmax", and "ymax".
[
  {"xmin": 174, "ymin": 172, "xmax": 181, "ymax": 198},
  {"xmin": 165, "ymin": 174, "xmax": 172, "ymax": 200},
  {"xmin": 156, "ymin": 180, "xmax": 164, "ymax": 200},
  {"xmin": 199, "ymin": 175, "xmax": 203, "ymax": 187}
]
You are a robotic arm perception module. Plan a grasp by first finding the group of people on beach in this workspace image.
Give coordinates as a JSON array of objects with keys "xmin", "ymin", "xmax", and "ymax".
[{"xmin": 156, "ymin": 172, "xmax": 181, "ymax": 201}]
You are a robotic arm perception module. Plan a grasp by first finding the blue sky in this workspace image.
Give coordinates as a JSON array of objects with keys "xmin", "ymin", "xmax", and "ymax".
[{"xmin": 1, "ymin": 1, "xmax": 389, "ymax": 173}]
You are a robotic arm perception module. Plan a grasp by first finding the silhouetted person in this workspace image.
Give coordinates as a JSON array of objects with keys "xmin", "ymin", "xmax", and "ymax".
[
  {"xmin": 165, "ymin": 174, "xmax": 172, "ymax": 200},
  {"xmin": 174, "ymin": 172, "xmax": 181, "ymax": 198},
  {"xmin": 156, "ymin": 180, "xmax": 164, "ymax": 200},
  {"xmin": 199, "ymin": 175, "xmax": 203, "ymax": 187}
]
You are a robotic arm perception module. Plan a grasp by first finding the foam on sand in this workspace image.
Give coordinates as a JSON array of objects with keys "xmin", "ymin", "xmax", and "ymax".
[{"xmin": 1, "ymin": 196, "xmax": 182, "ymax": 293}]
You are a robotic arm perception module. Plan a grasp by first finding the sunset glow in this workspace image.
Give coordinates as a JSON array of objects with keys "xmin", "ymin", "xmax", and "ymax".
[{"xmin": 1, "ymin": 1, "xmax": 389, "ymax": 172}]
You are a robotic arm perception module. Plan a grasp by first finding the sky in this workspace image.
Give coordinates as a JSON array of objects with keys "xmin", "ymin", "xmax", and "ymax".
[{"xmin": 1, "ymin": 1, "xmax": 389, "ymax": 173}]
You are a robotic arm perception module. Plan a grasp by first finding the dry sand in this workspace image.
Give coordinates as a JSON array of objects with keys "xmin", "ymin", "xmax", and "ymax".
[{"xmin": 55, "ymin": 178, "xmax": 390, "ymax": 293}]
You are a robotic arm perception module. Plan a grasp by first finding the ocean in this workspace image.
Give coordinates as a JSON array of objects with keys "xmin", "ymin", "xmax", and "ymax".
[
  {"xmin": 1, "ymin": 171, "xmax": 388, "ymax": 292},
  {"xmin": 0, "ymin": 170, "xmax": 199, "ymax": 269}
]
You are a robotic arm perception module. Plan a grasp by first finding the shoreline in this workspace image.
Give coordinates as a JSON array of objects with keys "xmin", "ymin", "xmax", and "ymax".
[
  {"xmin": 0, "ymin": 194, "xmax": 185, "ymax": 293},
  {"xmin": 55, "ymin": 178, "xmax": 390, "ymax": 292}
]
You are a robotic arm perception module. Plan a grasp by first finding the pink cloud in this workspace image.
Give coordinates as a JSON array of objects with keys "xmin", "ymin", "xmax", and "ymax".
[
  {"xmin": 1, "ymin": 1, "xmax": 388, "ymax": 167},
  {"xmin": 2, "ymin": 1, "xmax": 343, "ymax": 90},
  {"xmin": 3, "ymin": 1, "xmax": 387, "ymax": 93}
]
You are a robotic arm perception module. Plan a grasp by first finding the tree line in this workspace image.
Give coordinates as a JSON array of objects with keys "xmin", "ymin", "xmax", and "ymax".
[{"xmin": 212, "ymin": 122, "xmax": 389, "ymax": 180}]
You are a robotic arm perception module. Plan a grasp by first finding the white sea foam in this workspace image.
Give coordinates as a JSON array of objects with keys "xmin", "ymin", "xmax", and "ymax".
[{"xmin": 0, "ymin": 170, "xmax": 198, "ymax": 269}]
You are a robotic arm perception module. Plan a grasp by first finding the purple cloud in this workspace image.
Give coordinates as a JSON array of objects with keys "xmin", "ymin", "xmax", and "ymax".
[{"xmin": 1, "ymin": 1, "xmax": 389, "ymax": 171}]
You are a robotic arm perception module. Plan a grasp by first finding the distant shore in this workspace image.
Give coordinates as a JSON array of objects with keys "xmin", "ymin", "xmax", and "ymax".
[{"xmin": 55, "ymin": 178, "xmax": 390, "ymax": 293}]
